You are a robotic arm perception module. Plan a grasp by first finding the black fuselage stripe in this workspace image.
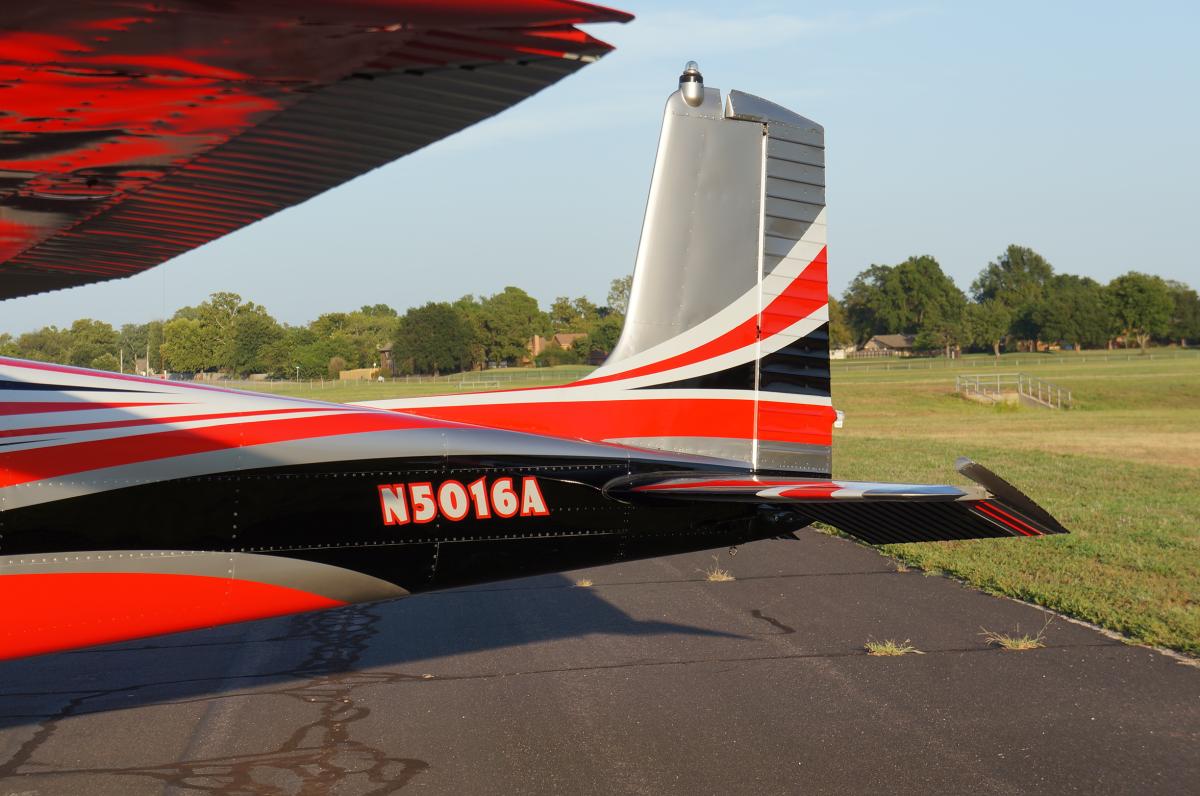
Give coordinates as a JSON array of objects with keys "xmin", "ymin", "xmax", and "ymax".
[{"xmin": 0, "ymin": 379, "xmax": 157, "ymax": 393}]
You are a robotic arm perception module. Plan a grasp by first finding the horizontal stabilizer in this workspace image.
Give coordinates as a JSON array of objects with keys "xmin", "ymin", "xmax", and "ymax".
[{"xmin": 604, "ymin": 459, "xmax": 1069, "ymax": 544}]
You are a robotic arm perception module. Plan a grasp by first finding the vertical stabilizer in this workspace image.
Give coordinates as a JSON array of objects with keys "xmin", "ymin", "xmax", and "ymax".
[
  {"xmin": 591, "ymin": 67, "xmax": 832, "ymax": 474},
  {"xmin": 361, "ymin": 67, "xmax": 835, "ymax": 476}
]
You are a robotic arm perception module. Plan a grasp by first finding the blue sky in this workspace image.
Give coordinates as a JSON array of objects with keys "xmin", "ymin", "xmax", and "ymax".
[{"xmin": 3, "ymin": 1, "xmax": 1197, "ymax": 334}]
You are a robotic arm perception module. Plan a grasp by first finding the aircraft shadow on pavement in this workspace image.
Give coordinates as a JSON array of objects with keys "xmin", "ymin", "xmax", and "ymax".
[{"xmin": 0, "ymin": 573, "xmax": 740, "ymax": 731}]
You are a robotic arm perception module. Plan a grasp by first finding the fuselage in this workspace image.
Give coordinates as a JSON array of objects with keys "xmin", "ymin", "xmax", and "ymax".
[{"xmin": 0, "ymin": 357, "xmax": 780, "ymax": 659}]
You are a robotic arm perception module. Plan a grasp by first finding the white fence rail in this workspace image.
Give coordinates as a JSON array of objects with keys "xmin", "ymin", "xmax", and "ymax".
[{"xmin": 955, "ymin": 373, "xmax": 1072, "ymax": 409}]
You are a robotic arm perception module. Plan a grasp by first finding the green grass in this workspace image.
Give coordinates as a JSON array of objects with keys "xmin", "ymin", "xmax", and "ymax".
[
  {"xmin": 235, "ymin": 351, "xmax": 1200, "ymax": 654},
  {"xmin": 832, "ymin": 351, "xmax": 1200, "ymax": 654}
]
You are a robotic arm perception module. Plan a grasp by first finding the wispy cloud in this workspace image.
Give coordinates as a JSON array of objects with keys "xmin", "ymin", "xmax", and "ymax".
[
  {"xmin": 434, "ymin": 6, "xmax": 934, "ymax": 152},
  {"xmin": 597, "ymin": 6, "xmax": 934, "ymax": 59}
]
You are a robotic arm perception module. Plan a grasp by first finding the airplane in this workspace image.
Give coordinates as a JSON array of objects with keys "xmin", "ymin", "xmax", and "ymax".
[{"xmin": 0, "ymin": 1, "xmax": 1068, "ymax": 661}]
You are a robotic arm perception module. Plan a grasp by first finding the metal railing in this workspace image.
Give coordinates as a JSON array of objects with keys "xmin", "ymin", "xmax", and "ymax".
[{"xmin": 955, "ymin": 373, "xmax": 1072, "ymax": 409}]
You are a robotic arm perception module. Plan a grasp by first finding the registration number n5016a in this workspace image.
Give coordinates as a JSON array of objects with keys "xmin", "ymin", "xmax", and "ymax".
[{"xmin": 377, "ymin": 476, "xmax": 549, "ymax": 525}]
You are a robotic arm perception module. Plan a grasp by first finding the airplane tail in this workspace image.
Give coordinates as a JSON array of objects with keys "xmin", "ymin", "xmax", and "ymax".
[
  {"xmin": 366, "ymin": 67, "xmax": 835, "ymax": 475},
  {"xmin": 576, "ymin": 66, "xmax": 834, "ymax": 474}
]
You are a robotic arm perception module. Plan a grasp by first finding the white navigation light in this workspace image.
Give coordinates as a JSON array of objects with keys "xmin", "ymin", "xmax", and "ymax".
[{"xmin": 679, "ymin": 60, "xmax": 704, "ymax": 106}]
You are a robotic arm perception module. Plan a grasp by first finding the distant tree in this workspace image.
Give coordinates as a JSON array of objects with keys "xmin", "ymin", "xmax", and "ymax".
[
  {"xmin": 1030, "ymin": 274, "xmax": 1113, "ymax": 351},
  {"xmin": 607, "ymin": 274, "xmax": 632, "ymax": 316},
  {"xmin": 966, "ymin": 300, "xmax": 1012, "ymax": 358},
  {"xmin": 171, "ymin": 292, "xmax": 281, "ymax": 372},
  {"xmin": 328, "ymin": 356, "xmax": 347, "ymax": 379},
  {"xmin": 271, "ymin": 326, "xmax": 355, "ymax": 379},
  {"xmin": 310, "ymin": 312, "xmax": 351, "ymax": 338},
  {"xmin": 549, "ymin": 296, "xmax": 580, "ymax": 331},
  {"xmin": 451, "ymin": 295, "xmax": 486, "ymax": 369},
  {"xmin": 161, "ymin": 318, "xmax": 212, "ymax": 372},
  {"xmin": 15, "ymin": 326, "xmax": 70, "ymax": 364},
  {"xmin": 827, "ymin": 295, "xmax": 854, "ymax": 349},
  {"xmin": 586, "ymin": 314, "xmax": 624, "ymax": 355},
  {"xmin": 842, "ymin": 264, "xmax": 894, "ymax": 343},
  {"xmin": 90, "ymin": 352, "xmax": 120, "ymax": 372},
  {"xmin": 477, "ymin": 286, "xmax": 550, "ymax": 364},
  {"xmin": 914, "ymin": 297, "xmax": 968, "ymax": 359},
  {"xmin": 1107, "ymin": 272, "xmax": 1173, "ymax": 350},
  {"xmin": 64, "ymin": 319, "xmax": 118, "ymax": 368},
  {"xmin": 550, "ymin": 295, "xmax": 603, "ymax": 333},
  {"xmin": 971, "ymin": 244, "xmax": 1054, "ymax": 349},
  {"xmin": 227, "ymin": 310, "xmax": 283, "ymax": 376},
  {"xmin": 358, "ymin": 303, "xmax": 397, "ymax": 318},
  {"xmin": 572, "ymin": 296, "xmax": 599, "ymax": 326},
  {"xmin": 1165, "ymin": 281, "xmax": 1200, "ymax": 347},
  {"xmin": 0, "ymin": 333, "xmax": 16, "ymax": 358},
  {"xmin": 842, "ymin": 255, "xmax": 966, "ymax": 353},
  {"xmin": 118, "ymin": 321, "xmax": 164, "ymax": 373},
  {"xmin": 395, "ymin": 302, "xmax": 477, "ymax": 375},
  {"xmin": 971, "ymin": 244, "xmax": 1054, "ymax": 307}
]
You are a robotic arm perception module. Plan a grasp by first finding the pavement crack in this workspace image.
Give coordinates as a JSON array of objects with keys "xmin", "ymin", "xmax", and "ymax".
[{"xmin": 0, "ymin": 605, "xmax": 431, "ymax": 794}]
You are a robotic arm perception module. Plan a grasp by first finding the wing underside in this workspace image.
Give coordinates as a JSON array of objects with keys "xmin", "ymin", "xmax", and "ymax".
[{"xmin": 0, "ymin": 0, "xmax": 631, "ymax": 299}]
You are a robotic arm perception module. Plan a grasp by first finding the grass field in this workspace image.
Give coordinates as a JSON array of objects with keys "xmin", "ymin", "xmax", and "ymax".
[
  {"xmin": 240, "ymin": 351, "xmax": 1200, "ymax": 655},
  {"xmin": 831, "ymin": 351, "xmax": 1200, "ymax": 655}
]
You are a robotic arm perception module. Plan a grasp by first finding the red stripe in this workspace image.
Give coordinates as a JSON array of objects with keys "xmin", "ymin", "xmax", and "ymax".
[
  {"xmin": 0, "ymin": 401, "xmax": 174, "ymax": 416},
  {"xmin": 0, "ymin": 406, "xmax": 346, "ymax": 439},
  {"xmin": 0, "ymin": 410, "xmax": 450, "ymax": 488},
  {"xmin": 575, "ymin": 247, "xmax": 827, "ymax": 387},
  {"xmin": 980, "ymin": 502, "xmax": 1044, "ymax": 536},
  {"xmin": 401, "ymin": 398, "xmax": 835, "ymax": 448},
  {"xmin": 775, "ymin": 483, "xmax": 843, "ymax": 499},
  {"xmin": 636, "ymin": 479, "xmax": 836, "ymax": 492},
  {"xmin": 974, "ymin": 502, "xmax": 1034, "ymax": 536},
  {"xmin": 0, "ymin": 572, "xmax": 344, "ymax": 660}
]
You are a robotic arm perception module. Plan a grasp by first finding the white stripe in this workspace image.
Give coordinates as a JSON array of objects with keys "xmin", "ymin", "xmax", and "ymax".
[
  {"xmin": 360, "ymin": 386, "xmax": 831, "ymax": 412},
  {"xmin": 0, "ymin": 409, "xmax": 355, "ymax": 453},
  {"xmin": 584, "ymin": 207, "xmax": 827, "ymax": 381}
]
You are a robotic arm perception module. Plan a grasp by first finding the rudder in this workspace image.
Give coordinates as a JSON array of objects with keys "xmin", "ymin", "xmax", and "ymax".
[{"xmin": 583, "ymin": 66, "xmax": 833, "ymax": 475}]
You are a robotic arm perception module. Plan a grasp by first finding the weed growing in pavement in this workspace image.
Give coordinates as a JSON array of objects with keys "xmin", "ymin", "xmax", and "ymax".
[{"xmin": 864, "ymin": 638, "xmax": 923, "ymax": 656}]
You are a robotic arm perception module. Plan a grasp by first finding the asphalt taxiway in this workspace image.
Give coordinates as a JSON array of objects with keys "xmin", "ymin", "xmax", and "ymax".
[{"xmin": 1, "ymin": 530, "xmax": 1197, "ymax": 794}]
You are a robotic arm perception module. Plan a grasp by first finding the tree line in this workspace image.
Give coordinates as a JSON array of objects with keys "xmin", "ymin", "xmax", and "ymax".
[
  {"xmin": 830, "ymin": 245, "xmax": 1198, "ymax": 356},
  {"xmin": 0, "ymin": 277, "xmax": 633, "ymax": 379},
  {"xmin": 2, "ymin": 249, "xmax": 1194, "ymax": 378}
]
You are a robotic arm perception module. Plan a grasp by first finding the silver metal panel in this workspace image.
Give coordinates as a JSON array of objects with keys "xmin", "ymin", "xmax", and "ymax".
[
  {"xmin": 607, "ymin": 436, "xmax": 754, "ymax": 465},
  {"xmin": 766, "ymin": 138, "xmax": 824, "ymax": 167},
  {"xmin": 765, "ymin": 177, "xmax": 825, "ymax": 205},
  {"xmin": 764, "ymin": 216, "xmax": 825, "ymax": 242},
  {"xmin": 606, "ymin": 89, "xmax": 764, "ymax": 363},
  {"xmin": 765, "ymin": 195, "xmax": 824, "ymax": 222},
  {"xmin": 766, "ymin": 159, "xmax": 824, "ymax": 187},
  {"xmin": 756, "ymin": 440, "xmax": 832, "ymax": 475},
  {"xmin": 725, "ymin": 90, "xmax": 823, "ymax": 138}
]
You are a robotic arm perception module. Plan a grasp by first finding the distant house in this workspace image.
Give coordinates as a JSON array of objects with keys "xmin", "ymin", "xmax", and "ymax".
[
  {"xmin": 859, "ymin": 334, "xmax": 915, "ymax": 357},
  {"xmin": 528, "ymin": 332, "xmax": 589, "ymax": 361},
  {"xmin": 552, "ymin": 332, "xmax": 587, "ymax": 350}
]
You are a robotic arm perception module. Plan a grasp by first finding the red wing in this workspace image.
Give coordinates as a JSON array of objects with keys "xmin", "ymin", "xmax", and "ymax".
[{"xmin": 0, "ymin": 0, "xmax": 631, "ymax": 299}]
